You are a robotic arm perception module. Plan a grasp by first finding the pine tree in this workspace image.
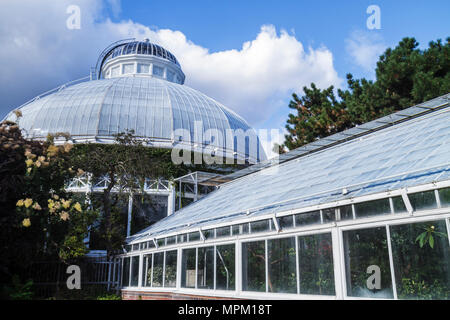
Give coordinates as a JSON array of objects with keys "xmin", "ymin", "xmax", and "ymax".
[{"xmin": 282, "ymin": 37, "xmax": 450, "ymax": 151}]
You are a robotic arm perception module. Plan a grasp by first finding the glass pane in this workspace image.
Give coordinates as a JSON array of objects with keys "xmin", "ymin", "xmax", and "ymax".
[
  {"xmin": 268, "ymin": 237, "xmax": 297, "ymax": 293},
  {"xmin": 181, "ymin": 248, "xmax": 196, "ymax": 288},
  {"xmin": 216, "ymin": 226, "xmax": 231, "ymax": 238},
  {"xmin": 339, "ymin": 205, "xmax": 353, "ymax": 221},
  {"xmin": 408, "ymin": 191, "xmax": 437, "ymax": 211},
  {"xmin": 390, "ymin": 220, "xmax": 450, "ymax": 299},
  {"xmin": 188, "ymin": 231, "xmax": 200, "ymax": 242},
  {"xmin": 166, "ymin": 236, "xmax": 176, "ymax": 245},
  {"xmin": 130, "ymin": 256, "xmax": 140, "ymax": 286},
  {"xmin": 392, "ymin": 196, "xmax": 407, "ymax": 213},
  {"xmin": 250, "ymin": 220, "xmax": 270, "ymax": 233},
  {"xmin": 157, "ymin": 238, "xmax": 165, "ymax": 247},
  {"xmin": 343, "ymin": 227, "xmax": 394, "ymax": 298},
  {"xmin": 164, "ymin": 250, "xmax": 178, "ymax": 287},
  {"xmin": 152, "ymin": 252, "xmax": 164, "ymax": 287},
  {"xmin": 143, "ymin": 254, "xmax": 152, "ymax": 287},
  {"xmin": 438, "ymin": 188, "xmax": 450, "ymax": 207},
  {"xmin": 216, "ymin": 244, "xmax": 235, "ymax": 290},
  {"xmin": 232, "ymin": 223, "xmax": 249, "ymax": 235},
  {"xmin": 278, "ymin": 215, "xmax": 294, "ymax": 229},
  {"xmin": 242, "ymin": 241, "xmax": 265, "ymax": 292},
  {"xmin": 122, "ymin": 257, "xmax": 130, "ymax": 287},
  {"xmin": 197, "ymin": 246, "xmax": 214, "ymax": 289},
  {"xmin": 322, "ymin": 208, "xmax": 336, "ymax": 223},
  {"xmin": 123, "ymin": 63, "xmax": 134, "ymax": 74},
  {"xmin": 177, "ymin": 234, "xmax": 187, "ymax": 243},
  {"xmin": 137, "ymin": 63, "xmax": 149, "ymax": 73},
  {"xmin": 295, "ymin": 211, "xmax": 321, "ymax": 226},
  {"xmin": 203, "ymin": 229, "xmax": 214, "ymax": 240},
  {"xmin": 298, "ymin": 233, "xmax": 335, "ymax": 295},
  {"xmin": 354, "ymin": 198, "xmax": 391, "ymax": 218}
]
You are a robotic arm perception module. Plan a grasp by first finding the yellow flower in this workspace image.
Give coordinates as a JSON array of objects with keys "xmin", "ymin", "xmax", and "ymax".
[
  {"xmin": 60, "ymin": 211, "xmax": 69, "ymax": 221},
  {"xmin": 53, "ymin": 194, "xmax": 59, "ymax": 200},
  {"xmin": 16, "ymin": 199, "xmax": 24, "ymax": 207},
  {"xmin": 32, "ymin": 202, "xmax": 42, "ymax": 211},
  {"xmin": 22, "ymin": 218, "xmax": 31, "ymax": 227},
  {"xmin": 62, "ymin": 199, "xmax": 71, "ymax": 209},
  {"xmin": 24, "ymin": 198, "xmax": 33, "ymax": 208},
  {"xmin": 35, "ymin": 161, "xmax": 41, "ymax": 168},
  {"xmin": 73, "ymin": 202, "xmax": 82, "ymax": 212},
  {"xmin": 38, "ymin": 156, "xmax": 46, "ymax": 162},
  {"xmin": 64, "ymin": 142, "xmax": 73, "ymax": 153},
  {"xmin": 25, "ymin": 159, "xmax": 34, "ymax": 167},
  {"xmin": 27, "ymin": 168, "xmax": 32, "ymax": 174},
  {"xmin": 47, "ymin": 145, "xmax": 59, "ymax": 157}
]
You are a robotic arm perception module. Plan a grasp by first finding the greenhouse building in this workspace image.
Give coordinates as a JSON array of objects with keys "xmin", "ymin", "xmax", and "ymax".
[{"xmin": 120, "ymin": 94, "xmax": 450, "ymax": 300}]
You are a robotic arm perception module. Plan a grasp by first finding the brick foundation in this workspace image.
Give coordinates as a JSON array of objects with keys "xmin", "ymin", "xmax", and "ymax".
[{"xmin": 122, "ymin": 290, "xmax": 242, "ymax": 300}]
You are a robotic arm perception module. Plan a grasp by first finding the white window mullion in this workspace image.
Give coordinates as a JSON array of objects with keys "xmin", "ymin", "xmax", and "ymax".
[
  {"xmin": 265, "ymin": 239, "xmax": 269, "ymax": 293},
  {"xmin": 162, "ymin": 251, "xmax": 166, "ymax": 288},
  {"xmin": 195, "ymin": 248, "xmax": 198, "ymax": 289},
  {"xmin": 150, "ymin": 253, "xmax": 154, "ymax": 287},
  {"xmin": 295, "ymin": 236, "xmax": 300, "ymax": 295},
  {"xmin": 386, "ymin": 225, "xmax": 398, "ymax": 300}
]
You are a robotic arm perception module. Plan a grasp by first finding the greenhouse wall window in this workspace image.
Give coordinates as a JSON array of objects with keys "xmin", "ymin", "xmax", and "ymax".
[
  {"xmin": 390, "ymin": 219, "xmax": 450, "ymax": 299},
  {"xmin": 267, "ymin": 237, "xmax": 297, "ymax": 293},
  {"xmin": 203, "ymin": 229, "xmax": 214, "ymax": 240},
  {"xmin": 322, "ymin": 208, "xmax": 336, "ymax": 223},
  {"xmin": 438, "ymin": 187, "xmax": 450, "ymax": 207},
  {"xmin": 216, "ymin": 226, "xmax": 231, "ymax": 238},
  {"xmin": 122, "ymin": 257, "xmax": 130, "ymax": 287},
  {"xmin": 278, "ymin": 215, "xmax": 294, "ymax": 229},
  {"xmin": 142, "ymin": 254, "xmax": 152, "ymax": 287},
  {"xmin": 177, "ymin": 234, "xmax": 187, "ymax": 243},
  {"xmin": 298, "ymin": 233, "xmax": 335, "ymax": 295},
  {"xmin": 152, "ymin": 252, "xmax": 164, "ymax": 287},
  {"xmin": 339, "ymin": 205, "xmax": 353, "ymax": 221},
  {"xmin": 130, "ymin": 256, "xmax": 140, "ymax": 287},
  {"xmin": 216, "ymin": 244, "xmax": 235, "ymax": 290},
  {"xmin": 242, "ymin": 240, "xmax": 266, "ymax": 292},
  {"xmin": 392, "ymin": 196, "xmax": 407, "ymax": 213},
  {"xmin": 354, "ymin": 198, "xmax": 391, "ymax": 218},
  {"xmin": 343, "ymin": 227, "xmax": 394, "ymax": 298},
  {"xmin": 166, "ymin": 236, "xmax": 176, "ymax": 245},
  {"xmin": 181, "ymin": 248, "xmax": 196, "ymax": 288},
  {"xmin": 295, "ymin": 211, "xmax": 321, "ymax": 226},
  {"xmin": 188, "ymin": 231, "xmax": 200, "ymax": 242},
  {"xmin": 164, "ymin": 250, "xmax": 178, "ymax": 287},
  {"xmin": 250, "ymin": 219, "xmax": 270, "ymax": 233},
  {"xmin": 197, "ymin": 246, "xmax": 214, "ymax": 289},
  {"xmin": 408, "ymin": 190, "xmax": 437, "ymax": 211}
]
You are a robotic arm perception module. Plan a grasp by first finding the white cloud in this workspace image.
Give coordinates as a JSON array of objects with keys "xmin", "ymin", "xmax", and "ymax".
[
  {"xmin": 345, "ymin": 30, "xmax": 387, "ymax": 73},
  {"xmin": 0, "ymin": 0, "xmax": 342, "ymax": 132}
]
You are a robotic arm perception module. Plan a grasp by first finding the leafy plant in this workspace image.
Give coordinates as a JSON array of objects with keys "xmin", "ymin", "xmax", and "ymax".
[{"xmin": 415, "ymin": 225, "xmax": 448, "ymax": 248}]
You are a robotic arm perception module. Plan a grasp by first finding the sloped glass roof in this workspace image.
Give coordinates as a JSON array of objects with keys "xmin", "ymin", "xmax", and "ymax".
[
  {"xmin": 131, "ymin": 96, "xmax": 450, "ymax": 241},
  {"xmin": 5, "ymin": 76, "xmax": 265, "ymax": 162}
]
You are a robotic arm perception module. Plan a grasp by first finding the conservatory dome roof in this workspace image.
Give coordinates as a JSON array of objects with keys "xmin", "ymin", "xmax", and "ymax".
[{"xmin": 4, "ymin": 39, "xmax": 266, "ymax": 163}]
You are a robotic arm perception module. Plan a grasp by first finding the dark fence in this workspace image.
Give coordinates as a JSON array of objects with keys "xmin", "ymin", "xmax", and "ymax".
[{"xmin": 25, "ymin": 257, "xmax": 121, "ymax": 299}]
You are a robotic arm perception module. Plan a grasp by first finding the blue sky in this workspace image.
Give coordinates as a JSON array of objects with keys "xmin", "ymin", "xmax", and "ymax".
[{"xmin": 0, "ymin": 0, "xmax": 448, "ymax": 142}]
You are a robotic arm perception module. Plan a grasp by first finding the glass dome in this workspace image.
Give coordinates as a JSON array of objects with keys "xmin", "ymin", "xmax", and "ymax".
[
  {"xmin": 4, "ymin": 39, "xmax": 266, "ymax": 163},
  {"xmin": 5, "ymin": 77, "xmax": 266, "ymax": 163}
]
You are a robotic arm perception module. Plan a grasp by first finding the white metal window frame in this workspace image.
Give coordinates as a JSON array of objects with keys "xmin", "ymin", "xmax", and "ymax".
[{"xmin": 121, "ymin": 181, "xmax": 450, "ymax": 300}]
